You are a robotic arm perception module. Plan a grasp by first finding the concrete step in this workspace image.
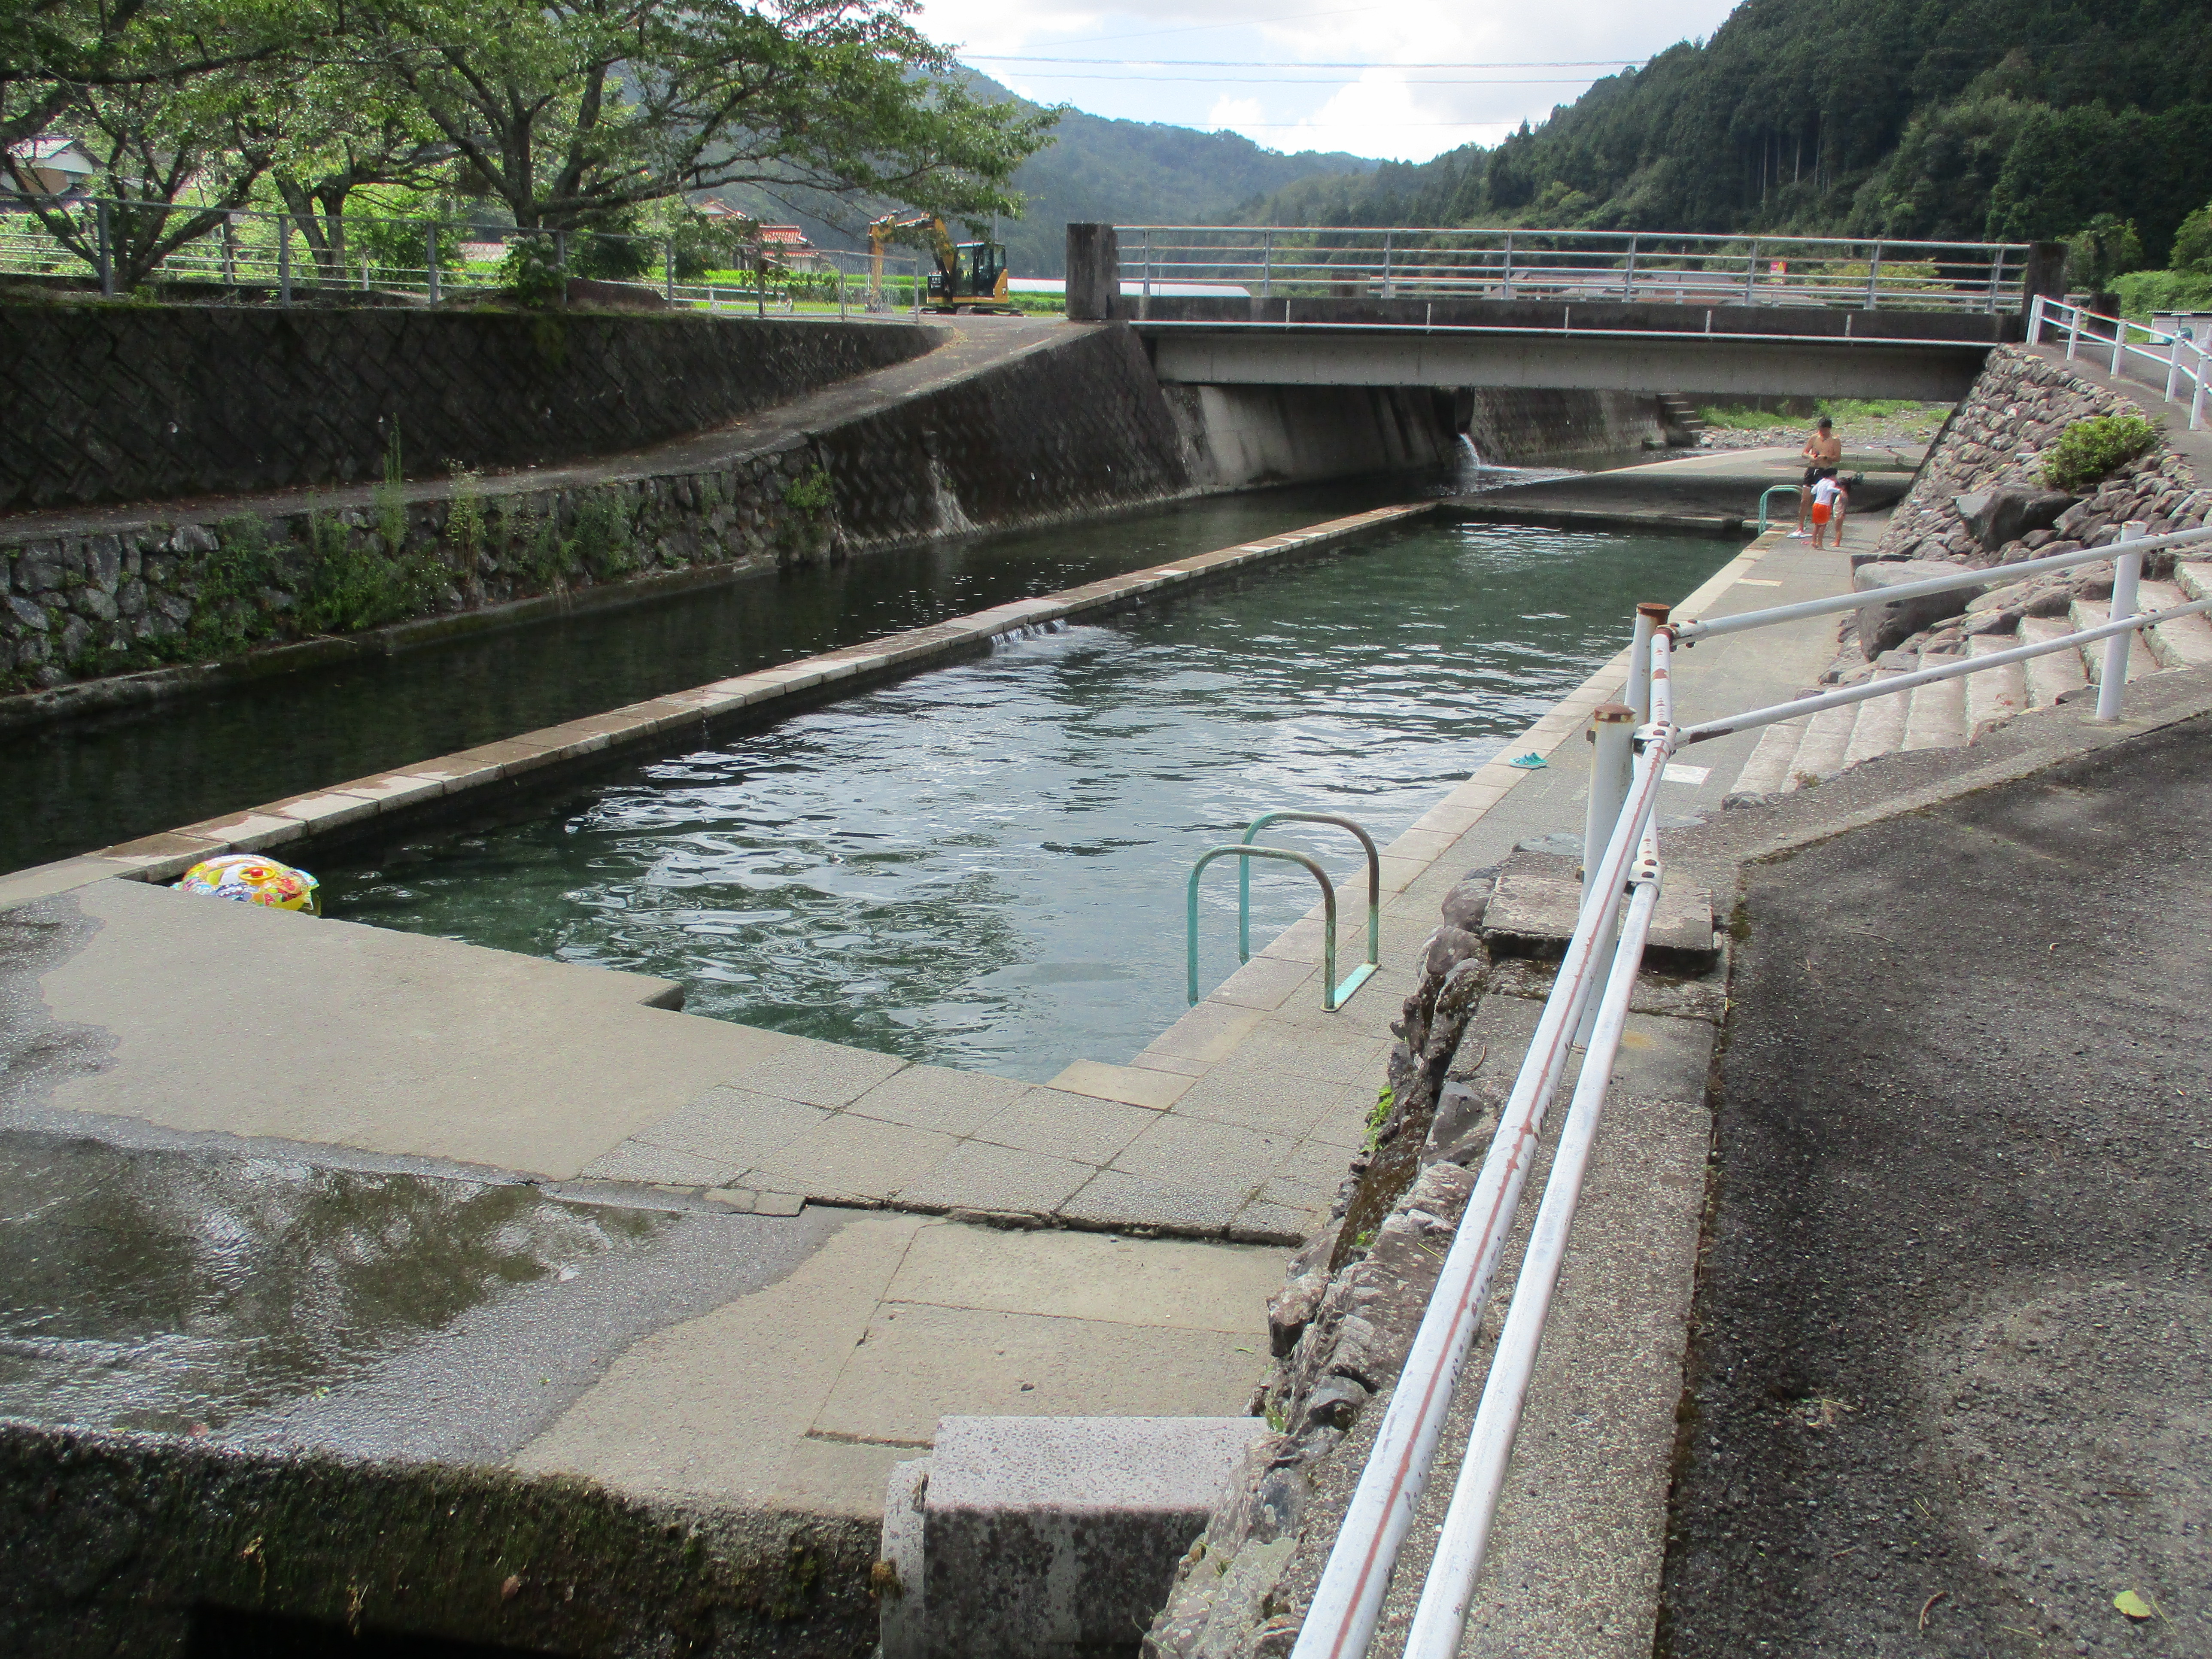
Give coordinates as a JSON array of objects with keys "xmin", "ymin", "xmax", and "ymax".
[
  {"xmin": 1965, "ymin": 632, "xmax": 2029, "ymax": 738},
  {"xmin": 1839, "ymin": 671, "xmax": 1909, "ymax": 769},
  {"xmin": 1786, "ymin": 701, "xmax": 1860, "ymax": 786},
  {"xmin": 1900, "ymin": 668, "xmax": 1969, "ymax": 751},
  {"xmin": 2018, "ymin": 616, "xmax": 2090, "ymax": 708},
  {"xmin": 881, "ymin": 1416, "xmax": 1267, "ymax": 1659},
  {"xmin": 2069, "ymin": 597, "xmax": 2162, "ymax": 685},
  {"xmin": 2175, "ymin": 560, "xmax": 2212, "ymax": 604},
  {"xmin": 2133, "ymin": 578, "xmax": 2212, "ymax": 670},
  {"xmin": 1727, "ymin": 715, "xmax": 1810, "ymax": 802}
]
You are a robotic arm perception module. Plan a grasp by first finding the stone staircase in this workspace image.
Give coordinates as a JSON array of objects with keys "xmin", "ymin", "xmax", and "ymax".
[
  {"xmin": 1657, "ymin": 393, "xmax": 1708, "ymax": 446},
  {"xmin": 1726, "ymin": 559, "xmax": 2212, "ymax": 804}
]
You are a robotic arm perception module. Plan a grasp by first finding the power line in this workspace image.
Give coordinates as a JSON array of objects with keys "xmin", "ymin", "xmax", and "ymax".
[
  {"xmin": 993, "ymin": 4, "xmax": 1392, "ymax": 49},
  {"xmin": 991, "ymin": 73, "xmax": 1602, "ymax": 85},
  {"xmin": 967, "ymin": 55, "xmax": 1650, "ymax": 69}
]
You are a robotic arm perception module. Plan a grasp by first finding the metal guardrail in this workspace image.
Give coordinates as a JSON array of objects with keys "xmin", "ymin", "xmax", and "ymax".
[
  {"xmin": 1189, "ymin": 811, "xmax": 1381, "ymax": 1013},
  {"xmin": 0, "ymin": 198, "xmax": 924, "ymax": 319},
  {"xmin": 2030, "ymin": 293, "xmax": 2210, "ymax": 431},
  {"xmin": 1116, "ymin": 224, "xmax": 2031, "ymax": 318},
  {"xmin": 1292, "ymin": 513, "xmax": 2212, "ymax": 1659}
]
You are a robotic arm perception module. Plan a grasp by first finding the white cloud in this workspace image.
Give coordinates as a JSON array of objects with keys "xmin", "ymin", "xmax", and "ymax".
[{"xmin": 920, "ymin": 0, "xmax": 1744, "ymax": 162}]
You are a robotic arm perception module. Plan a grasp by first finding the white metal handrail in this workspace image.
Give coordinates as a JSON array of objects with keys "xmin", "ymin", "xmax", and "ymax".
[
  {"xmin": 1116, "ymin": 224, "xmax": 2030, "ymax": 316},
  {"xmin": 2029, "ymin": 293, "xmax": 2209, "ymax": 431},
  {"xmin": 1300, "ymin": 513, "xmax": 2212, "ymax": 1659}
]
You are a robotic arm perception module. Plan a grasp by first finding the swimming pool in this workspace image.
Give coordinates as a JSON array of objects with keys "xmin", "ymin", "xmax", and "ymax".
[{"xmin": 320, "ymin": 519, "xmax": 1727, "ymax": 1080}]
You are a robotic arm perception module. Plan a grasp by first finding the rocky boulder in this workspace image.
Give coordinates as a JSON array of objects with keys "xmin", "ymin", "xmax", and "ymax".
[
  {"xmin": 1855, "ymin": 559, "xmax": 1990, "ymax": 656},
  {"xmin": 1953, "ymin": 486, "xmax": 2076, "ymax": 554}
]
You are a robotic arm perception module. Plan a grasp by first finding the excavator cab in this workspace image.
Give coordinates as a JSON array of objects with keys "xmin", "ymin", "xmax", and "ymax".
[{"xmin": 928, "ymin": 240, "xmax": 1009, "ymax": 312}]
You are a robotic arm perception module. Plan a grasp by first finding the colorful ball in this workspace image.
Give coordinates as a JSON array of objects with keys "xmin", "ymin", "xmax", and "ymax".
[{"xmin": 175, "ymin": 854, "xmax": 321, "ymax": 915}]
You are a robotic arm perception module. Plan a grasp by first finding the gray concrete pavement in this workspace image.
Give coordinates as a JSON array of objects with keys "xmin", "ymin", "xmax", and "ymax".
[{"xmin": 1658, "ymin": 684, "xmax": 2212, "ymax": 1657}]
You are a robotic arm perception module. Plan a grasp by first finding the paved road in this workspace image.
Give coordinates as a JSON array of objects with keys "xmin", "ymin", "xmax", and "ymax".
[{"xmin": 1661, "ymin": 714, "xmax": 2212, "ymax": 1656}]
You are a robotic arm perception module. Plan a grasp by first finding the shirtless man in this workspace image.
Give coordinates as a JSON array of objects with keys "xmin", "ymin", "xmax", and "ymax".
[{"xmin": 1795, "ymin": 415, "xmax": 1842, "ymax": 537}]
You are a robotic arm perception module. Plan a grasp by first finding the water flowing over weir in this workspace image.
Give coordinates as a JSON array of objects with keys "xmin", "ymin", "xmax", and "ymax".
[{"xmin": 318, "ymin": 521, "xmax": 1729, "ymax": 1082}]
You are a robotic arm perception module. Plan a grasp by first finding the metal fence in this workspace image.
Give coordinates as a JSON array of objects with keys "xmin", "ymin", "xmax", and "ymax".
[
  {"xmin": 0, "ymin": 199, "xmax": 924, "ymax": 318},
  {"xmin": 2030, "ymin": 294, "xmax": 2210, "ymax": 431},
  {"xmin": 1288, "ymin": 515, "xmax": 2212, "ymax": 1659},
  {"xmin": 1115, "ymin": 225, "xmax": 2032, "ymax": 315}
]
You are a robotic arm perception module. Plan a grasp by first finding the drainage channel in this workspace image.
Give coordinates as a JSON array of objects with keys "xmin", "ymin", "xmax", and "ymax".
[
  {"xmin": 0, "ymin": 480, "xmax": 1431, "ymax": 877},
  {"xmin": 312, "ymin": 520, "xmax": 1730, "ymax": 1081}
]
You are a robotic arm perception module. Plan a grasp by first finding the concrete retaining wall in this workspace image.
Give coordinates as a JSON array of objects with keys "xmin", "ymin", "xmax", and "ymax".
[
  {"xmin": 1166, "ymin": 384, "xmax": 1458, "ymax": 488},
  {"xmin": 1462, "ymin": 388, "xmax": 1667, "ymax": 464},
  {"xmin": 0, "ymin": 301, "xmax": 935, "ymax": 514}
]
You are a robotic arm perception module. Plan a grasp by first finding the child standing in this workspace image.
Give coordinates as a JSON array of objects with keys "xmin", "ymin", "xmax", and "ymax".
[{"xmin": 1808, "ymin": 473, "xmax": 1848, "ymax": 548}]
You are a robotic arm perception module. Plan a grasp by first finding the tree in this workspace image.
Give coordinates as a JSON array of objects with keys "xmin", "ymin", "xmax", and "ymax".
[
  {"xmin": 0, "ymin": 0, "xmax": 293, "ymax": 152},
  {"xmin": 355, "ymin": 0, "xmax": 1058, "ymax": 234},
  {"xmin": 256, "ymin": 64, "xmax": 453, "ymax": 283}
]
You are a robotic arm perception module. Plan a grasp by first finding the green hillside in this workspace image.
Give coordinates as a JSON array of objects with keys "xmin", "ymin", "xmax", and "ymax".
[
  {"xmin": 1240, "ymin": 0, "xmax": 2212, "ymax": 264},
  {"xmin": 708, "ymin": 70, "xmax": 1378, "ymax": 276}
]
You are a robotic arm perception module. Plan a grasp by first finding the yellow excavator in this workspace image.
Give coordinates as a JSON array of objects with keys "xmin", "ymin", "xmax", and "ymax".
[{"xmin": 869, "ymin": 212, "xmax": 1011, "ymax": 313}]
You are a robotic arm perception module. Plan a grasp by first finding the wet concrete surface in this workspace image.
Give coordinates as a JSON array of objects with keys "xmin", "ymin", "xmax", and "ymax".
[
  {"xmin": 0, "ymin": 1129, "xmax": 842, "ymax": 1454},
  {"xmin": 1659, "ymin": 714, "xmax": 2212, "ymax": 1656}
]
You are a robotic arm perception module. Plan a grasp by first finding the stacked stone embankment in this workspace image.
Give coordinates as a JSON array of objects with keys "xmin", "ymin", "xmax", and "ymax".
[
  {"xmin": 0, "ymin": 324, "xmax": 1201, "ymax": 704},
  {"xmin": 1720, "ymin": 344, "xmax": 2212, "ymax": 804}
]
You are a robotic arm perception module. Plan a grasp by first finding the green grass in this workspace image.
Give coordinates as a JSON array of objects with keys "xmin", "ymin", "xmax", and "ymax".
[{"xmin": 1697, "ymin": 398, "xmax": 1948, "ymax": 432}]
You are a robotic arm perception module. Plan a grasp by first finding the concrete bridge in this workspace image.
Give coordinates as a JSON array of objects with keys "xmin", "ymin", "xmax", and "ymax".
[{"xmin": 1066, "ymin": 224, "xmax": 2065, "ymax": 403}]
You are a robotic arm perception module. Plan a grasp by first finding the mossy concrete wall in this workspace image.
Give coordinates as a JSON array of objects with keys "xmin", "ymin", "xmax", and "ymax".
[
  {"xmin": 0, "ymin": 301, "xmax": 934, "ymax": 514},
  {"xmin": 0, "ymin": 1422, "xmax": 879, "ymax": 1656}
]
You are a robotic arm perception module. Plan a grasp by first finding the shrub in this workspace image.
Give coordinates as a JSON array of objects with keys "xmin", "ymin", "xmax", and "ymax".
[
  {"xmin": 2043, "ymin": 413, "xmax": 2160, "ymax": 492},
  {"xmin": 499, "ymin": 238, "xmax": 563, "ymax": 306},
  {"xmin": 782, "ymin": 468, "xmax": 835, "ymax": 516}
]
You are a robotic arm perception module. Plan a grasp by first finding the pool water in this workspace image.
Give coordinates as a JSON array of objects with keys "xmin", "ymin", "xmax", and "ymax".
[{"xmin": 319, "ymin": 520, "xmax": 1727, "ymax": 1081}]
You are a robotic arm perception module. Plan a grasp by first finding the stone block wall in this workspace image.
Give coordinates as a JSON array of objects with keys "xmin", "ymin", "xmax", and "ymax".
[
  {"xmin": 0, "ymin": 302, "xmax": 934, "ymax": 513},
  {"xmin": 1876, "ymin": 344, "xmax": 2206, "ymax": 570},
  {"xmin": 0, "ymin": 327, "xmax": 1199, "ymax": 700},
  {"xmin": 1462, "ymin": 387, "xmax": 1668, "ymax": 465}
]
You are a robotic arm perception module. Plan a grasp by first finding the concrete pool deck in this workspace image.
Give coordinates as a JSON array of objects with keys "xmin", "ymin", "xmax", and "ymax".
[{"xmin": 0, "ymin": 495, "xmax": 1876, "ymax": 1619}]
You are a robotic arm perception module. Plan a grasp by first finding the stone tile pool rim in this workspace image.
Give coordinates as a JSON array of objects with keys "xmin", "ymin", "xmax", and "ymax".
[{"xmin": 2, "ymin": 503, "xmax": 1778, "ymax": 1245}]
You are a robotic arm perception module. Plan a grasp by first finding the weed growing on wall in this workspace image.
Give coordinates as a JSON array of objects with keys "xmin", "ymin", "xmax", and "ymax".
[
  {"xmin": 571, "ymin": 491, "xmax": 637, "ymax": 579},
  {"xmin": 447, "ymin": 467, "xmax": 485, "ymax": 590},
  {"xmin": 2043, "ymin": 414, "xmax": 2160, "ymax": 492},
  {"xmin": 373, "ymin": 424, "xmax": 409, "ymax": 557},
  {"xmin": 185, "ymin": 517, "xmax": 286, "ymax": 658},
  {"xmin": 783, "ymin": 467, "xmax": 835, "ymax": 517},
  {"xmin": 298, "ymin": 510, "xmax": 442, "ymax": 635}
]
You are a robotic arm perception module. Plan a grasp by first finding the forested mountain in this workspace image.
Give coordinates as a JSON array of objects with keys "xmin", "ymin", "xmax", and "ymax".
[
  {"xmin": 712, "ymin": 71, "xmax": 1377, "ymax": 276},
  {"xmin": 1238, "ymin": 0, "xmax": 2212, "ymax": 262}
]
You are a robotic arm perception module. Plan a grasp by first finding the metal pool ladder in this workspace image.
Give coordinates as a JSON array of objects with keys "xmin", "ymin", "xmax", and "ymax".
[{"xmin": 1186, "ymin": 811, "xmax": 1381, "ymax": 1011}]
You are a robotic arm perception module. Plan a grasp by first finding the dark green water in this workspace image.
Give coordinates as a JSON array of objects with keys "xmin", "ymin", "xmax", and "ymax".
[
  {"xmin": 1, "ymin": 480, "xmax": 1429, "ymax": 875},
  {"xmin": 320, "ymin": 521, "xmax": 1726, "ymax": 1081}
]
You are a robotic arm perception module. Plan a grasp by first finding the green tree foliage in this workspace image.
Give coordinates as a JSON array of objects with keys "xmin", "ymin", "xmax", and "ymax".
[
  {"xmin": 353, "ymin": 0, "xmax": 1058, "ymax": 234},
  {"xmin": 1234, "ymin": 0, "xmax": 2212, "ymax": 263},
  {"xmin": 2042, "ymin": 413, "xmax": 2158, "ymax": 492}
]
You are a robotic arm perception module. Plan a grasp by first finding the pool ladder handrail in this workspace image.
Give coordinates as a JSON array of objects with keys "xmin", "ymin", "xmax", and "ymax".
[{"xmin": 1186, "ymin": 811, "xmax": 1381, "ymax": 1011}]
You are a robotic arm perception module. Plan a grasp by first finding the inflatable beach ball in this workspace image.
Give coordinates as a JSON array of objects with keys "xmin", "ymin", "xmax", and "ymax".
[{"xmin": 174, "ymin": 854, "xmax": 321, "ymax": 915}]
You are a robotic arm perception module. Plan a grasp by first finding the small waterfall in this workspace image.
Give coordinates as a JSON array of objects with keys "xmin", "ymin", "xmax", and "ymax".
[
  {"xmin": 989, "ymin": 618, "xmax": 1070, "ymax": 649},
  {"xmin": 927, "ymin": 458, "xmax": 977, "ymax": 537},
  {"xmin": 1453, "ymin": 433, "xmax": 1486, "ymax": 493}
]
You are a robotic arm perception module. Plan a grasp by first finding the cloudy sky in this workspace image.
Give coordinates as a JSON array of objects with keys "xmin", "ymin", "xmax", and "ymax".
[{"xmin": 912, "ymin": 0, "xmax": 1743, "ymax": 163}]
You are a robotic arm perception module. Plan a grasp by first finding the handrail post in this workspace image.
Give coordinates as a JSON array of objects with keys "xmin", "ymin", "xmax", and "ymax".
[
  {"xmin": 95, "ymin": 200, "xmax": 114, "ymax": 297},
  {"xmin": 1865, "ymin": 241, "xmax": 1880, "ymax": 310},
  {"xmin": 1261, "ymin": 228, "xmax": 1272, "ymax": 301},
  {"xmin": 1621, "ymin": 234, "xmax": 1637, "ymax": 301},
  {"xmin": 425, "ymin": 220, "xmax": 440, "ymax": 302},
  {"xmin": 2027, "ymin": 292, "xmax": 2045, "ymax": 346},
  {"xmin": 2166, "ymin": 327, "xmax": 2183, "ymax": 401},
  {"xmin": 2095, "ymin": 521, "xmax": 2147, "ymax": 721},
  {"xmin": 2193, "ymin": 341, "xmax": 2208, "ymax": 431},
  {"xmin": 1628, "ymin": 602, "xmax": 1668, "ymax": 722},
  {"xmin": 1744, "ymin": 238, "xmax": 1759, "ymax": 304},
  {"xmin": 2111, "ymin": 312, "xmax": 2126, "ymax": 376},
  {"xmin": 1500, "ymin": 232, "xmax": 1512, "ymax": 300},
  {"xmin": 2067, "ymin": 303, "xmax": 2081, "ymax": 360},
  {"xmin": 1986, "ymin": 245, "xmax": 2004, "ymax": 314},
  {"xmin": 277, "ymin": 213, "xmax": 291, "ymax": 308},
  {"xmin": 1577, "ymin": 704, "xmax": 1638, "ymax": 1045}
]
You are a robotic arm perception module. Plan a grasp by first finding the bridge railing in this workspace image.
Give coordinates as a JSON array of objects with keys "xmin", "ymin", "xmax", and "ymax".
[
  {"xmin": 1286, "ymin": 514, "xmax": 2212, "ymax": 1659},
  {"xmin": 1115, "ymin": 225, "xmax": 2030, "ymax": 316}
]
